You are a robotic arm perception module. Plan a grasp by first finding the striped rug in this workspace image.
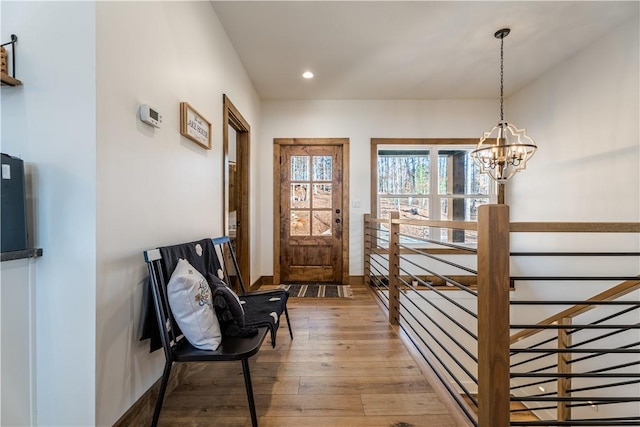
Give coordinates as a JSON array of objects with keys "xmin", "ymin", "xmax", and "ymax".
[{"xmin": 278, "ymin": 284, "xmax": 353, "ymax": 298}]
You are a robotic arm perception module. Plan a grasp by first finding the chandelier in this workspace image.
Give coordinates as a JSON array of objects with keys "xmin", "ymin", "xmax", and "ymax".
[{"xmin": 471, "ymin": 28, "xmax": 537, "ymax": 184}]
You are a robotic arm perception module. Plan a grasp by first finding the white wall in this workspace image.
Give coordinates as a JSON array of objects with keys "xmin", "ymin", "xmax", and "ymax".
[
  {"xmin": 508, "ymin": 15, "xmax": 639, "ymax": 223},
  {"xmin": 505, "ymin": 16, "xmax": 639, "ymax": 316},
  {"xmin": 259, "ymin": 100, "xmax": 496, "ymax": 276},
  {"xmin": 95, "ymin": 2, "xmax": 261, "ymax": 425},
  {"xmin": 0, "ymin": 259, "xmax": 37, "ymax": 426},
  {"xmin": 1, "ymin": 2, "xmax": 97, "ymax": 425}
]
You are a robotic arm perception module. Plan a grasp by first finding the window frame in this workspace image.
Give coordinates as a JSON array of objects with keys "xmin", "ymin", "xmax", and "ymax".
[{"xmin": 370, "ymin": 138, "xmax": 504, "ymax": 244}]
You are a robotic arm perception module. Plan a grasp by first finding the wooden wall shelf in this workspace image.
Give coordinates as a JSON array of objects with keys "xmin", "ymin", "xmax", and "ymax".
[{"xmin": 1, "ymin": 71, "xmax": 22, "ymax": 86}]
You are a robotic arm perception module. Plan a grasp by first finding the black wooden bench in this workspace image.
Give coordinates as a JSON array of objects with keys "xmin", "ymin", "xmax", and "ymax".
[{"xmin": 142, "ymin": 237, "xmax": 290, "ymax": 427}]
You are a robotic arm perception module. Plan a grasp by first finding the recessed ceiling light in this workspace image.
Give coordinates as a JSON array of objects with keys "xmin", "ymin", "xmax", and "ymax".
[{"xmin": 302, "ymin": 71, "xmax": 314, "ymax": 79}]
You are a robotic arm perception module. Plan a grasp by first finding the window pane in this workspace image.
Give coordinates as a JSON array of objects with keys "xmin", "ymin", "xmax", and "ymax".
[
  {"xmin": 291, "ymin": 211, "xmax": 310, "ymax": 236},
  {"xmin": 470, "ymin": 168, "xmax": 491, "ymax": 195},
  {"xmin": 438, "ymin": 149, "xmax": 490, "ymax": 195},
  {"xmin": 291, "ymin": 184, "xmax": 310, "ymax": 208},
  {"xmin": 291, "ymin": 156, "xmax": 309, "ymax": 181},
  {"xmin": 378, "ymin": 154, "xmax": 430, "ymax": 194},
  {"xmin": 439, "ymin": 197, "xmax": 488, "ymax": 243},
  {"xmin": 379, "ymin": 197, "xmax": 430, "ymax": 241},
  {"xmin": 312, "ymin": 211, "xmax": 332, "ymax": 236},
  {"xmin": 378, "ymin": 223, "xmax": 430, "ymax": 243},
  {"xmin": 439, "ymin": 228, "xmax": 478, "ymax": 244},
  {"xmin": 440, "ymin": 197, "xmax": 490, "ymax": 222},
  {"xmin": 379, "ymin": 197, "xmax": 429, "ymax": 220},
  {"xmin": 312, "ymin": 184, "xmax": 332, "ymax": 208},
  {"xmin": 437, "ymin": 228, "xmax": 479, "ymax": 244},
  {"xmin": 312, "ymin": 156, "xmax": 332, "ymax": 181}
]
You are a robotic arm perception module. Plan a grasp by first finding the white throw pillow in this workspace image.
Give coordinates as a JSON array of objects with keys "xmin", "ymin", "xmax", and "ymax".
[{"xmin": 167, "ymin": 259, "xmax": 222, "ymax": 350}]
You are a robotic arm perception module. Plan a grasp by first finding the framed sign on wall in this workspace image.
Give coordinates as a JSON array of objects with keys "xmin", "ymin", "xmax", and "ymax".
[{"xmin": 180, "ymin": 102, "xmax": 212, "ymax": 149}]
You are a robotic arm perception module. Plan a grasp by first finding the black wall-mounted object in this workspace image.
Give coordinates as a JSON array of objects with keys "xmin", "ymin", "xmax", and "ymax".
[
  {"xmin": 1, "ymin": 34, "xmax": 18, "ymax": 79},
  {"xmin": 1, "ymin": 153, "xmax": 28, "ymax": 253}
]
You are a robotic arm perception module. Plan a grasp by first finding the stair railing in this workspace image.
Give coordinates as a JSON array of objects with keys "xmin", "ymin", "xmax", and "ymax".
[
  {"xmin": 508, "ymin": 222, "xmax": 640, "ymax": 426},
  {"xmin": 509, "ymin": 279, "xmax": 640, "ymax": 424},
  {"xmin": 363, "ymin": 207, "xmax": 640, "ymax": 427}
]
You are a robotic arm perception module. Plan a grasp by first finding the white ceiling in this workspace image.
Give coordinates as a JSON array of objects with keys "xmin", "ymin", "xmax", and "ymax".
[{"xmin": 211, "ymin": 1, "xmax": 639, "ymax": 101}]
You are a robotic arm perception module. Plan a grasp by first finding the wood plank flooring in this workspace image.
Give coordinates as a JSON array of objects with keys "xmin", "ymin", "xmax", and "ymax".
[{"xmin": 157, "ymin": 285, "xmax": 460, "ymax": 427}]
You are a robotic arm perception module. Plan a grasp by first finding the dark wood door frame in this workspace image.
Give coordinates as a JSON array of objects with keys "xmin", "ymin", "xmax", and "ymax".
[
  {"xmin": 273, "ymin": 138, "xmax": 350, "ymax": 285},
  {"xmin": 223, "ymin": 95, "xmax": 251, "ymax": 285}
]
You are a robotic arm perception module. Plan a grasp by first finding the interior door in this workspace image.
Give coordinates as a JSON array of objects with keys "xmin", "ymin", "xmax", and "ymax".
[
  {"xmin": 277, "ymin": 142, "xmax": 346, "ymax": 283},
  {"xmin": 223, "ymin": 95, "xmax": 251, "ymax": 287}
]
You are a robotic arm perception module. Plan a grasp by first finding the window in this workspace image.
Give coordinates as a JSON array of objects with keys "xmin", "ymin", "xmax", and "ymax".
[
  {"xmin": 290, "ymin": 154, "xmax": 333, "ymax": 236},
  {"xmin": 371, "ymin": 139, "xmax": 499, "ymax": 244}
]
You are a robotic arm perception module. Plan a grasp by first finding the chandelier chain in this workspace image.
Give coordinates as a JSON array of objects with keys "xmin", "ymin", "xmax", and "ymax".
[{"xmin": 500, "ymin": 34, "xmax": 504, "ymax": 122}]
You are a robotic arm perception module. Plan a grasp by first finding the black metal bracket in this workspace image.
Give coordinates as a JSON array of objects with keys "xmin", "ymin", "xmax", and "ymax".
[{"xmin": 1, "ymin": 34, "xmax": 18, "ymax": 79}]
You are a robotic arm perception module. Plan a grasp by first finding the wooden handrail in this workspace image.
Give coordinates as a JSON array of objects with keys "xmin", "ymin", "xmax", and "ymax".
[
  {"xmin": 510, "ymin": 222, "xmax": 640, "ymax": 233},
  {"xmin": 510, "ymin": 278, "xmax": 640, "ymax": 344},
  {"xmin": 370, "ymin": 220, "xmax": 640, "ymax": 234},
  {"xmin": 368, "ymin": 217, "xmax": 640, "ymax": 233},
  {"xmin": 366, "ymin": 217, "xmax": 391, "ymax": 225},
  {"xmin": 368, "ymin": 247, "xmax": 474, "ymax": 255},
  {"xmin": 391, "ymin": 218, "xmax": 478, "ymax": 231}
]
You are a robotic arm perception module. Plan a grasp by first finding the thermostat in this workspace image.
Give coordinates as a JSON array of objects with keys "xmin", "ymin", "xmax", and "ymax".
[{"xmin": 139, "ymin": 104, "xmax": 162, "ymax": 128}]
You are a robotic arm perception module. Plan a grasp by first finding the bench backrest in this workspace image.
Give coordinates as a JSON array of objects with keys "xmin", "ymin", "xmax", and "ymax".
[{"xmin": 142, "ymin": 237, "xmax": 247, "ymax": 357}]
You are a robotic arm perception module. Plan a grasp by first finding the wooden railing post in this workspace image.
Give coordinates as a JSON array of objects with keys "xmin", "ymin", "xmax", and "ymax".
[
  {"xmin": 388, "ymin": 211, "xmax": 400, "ymax": 326},
  {"xmin": 558, "ymin": 317, "xmax": 572, "ymax": 421},
  {"xmin": 363, "ymin": 214, "xmax": 371, "ymax": 287},
  {"xmin": 477, "ymin": 204, "xmax": 510, "ymax": 427}
]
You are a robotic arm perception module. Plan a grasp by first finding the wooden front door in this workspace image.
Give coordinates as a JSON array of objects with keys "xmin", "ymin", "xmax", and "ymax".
[{"xmin": 275, "ymin": 139, "xmax": 349, "ymax": 284}]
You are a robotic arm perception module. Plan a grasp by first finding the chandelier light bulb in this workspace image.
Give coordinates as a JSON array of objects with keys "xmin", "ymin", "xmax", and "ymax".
[{"xmin": 472, "ymin": 121, "xmax": 537, "ymax": 183}]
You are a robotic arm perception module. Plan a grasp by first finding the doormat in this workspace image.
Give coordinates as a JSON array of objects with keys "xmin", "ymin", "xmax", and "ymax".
[{"xmin": 278, "ymin": 284, "xmax": 353, "ymax": 298}]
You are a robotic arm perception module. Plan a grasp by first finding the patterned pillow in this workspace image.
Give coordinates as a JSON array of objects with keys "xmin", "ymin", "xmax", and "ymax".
[
  {"xmin": 208, "ymin": 275, "xmax": 244, "ymax": 322},
  {"xmin": 167, "ymin": 259, "xmax": 222, "ymax": 350},
  {"xmin": 208, "ymin": 274, "xmax": 257, "ymax": 338}
]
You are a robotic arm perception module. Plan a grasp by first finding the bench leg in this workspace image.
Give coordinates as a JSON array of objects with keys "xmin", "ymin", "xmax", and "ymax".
[
  {"xmin": 270, "ymin": 326, "xmax": 277, "ymax": 348},
  {"xmin": 151, "ymin": 361, "xmax": 173, "ymax": 427},
  {"xmin": 242, "ymin": 358, "xmax": 259, "ymax": 427},
  {"xmin": 284, "ymin": 306, "xmax": 293, "ymax": 340}
]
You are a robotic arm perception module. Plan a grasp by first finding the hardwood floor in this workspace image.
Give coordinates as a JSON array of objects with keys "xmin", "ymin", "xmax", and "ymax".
[{"xmin": 157, "ymin": 285, "xmax": 461, "ymax": 427}]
